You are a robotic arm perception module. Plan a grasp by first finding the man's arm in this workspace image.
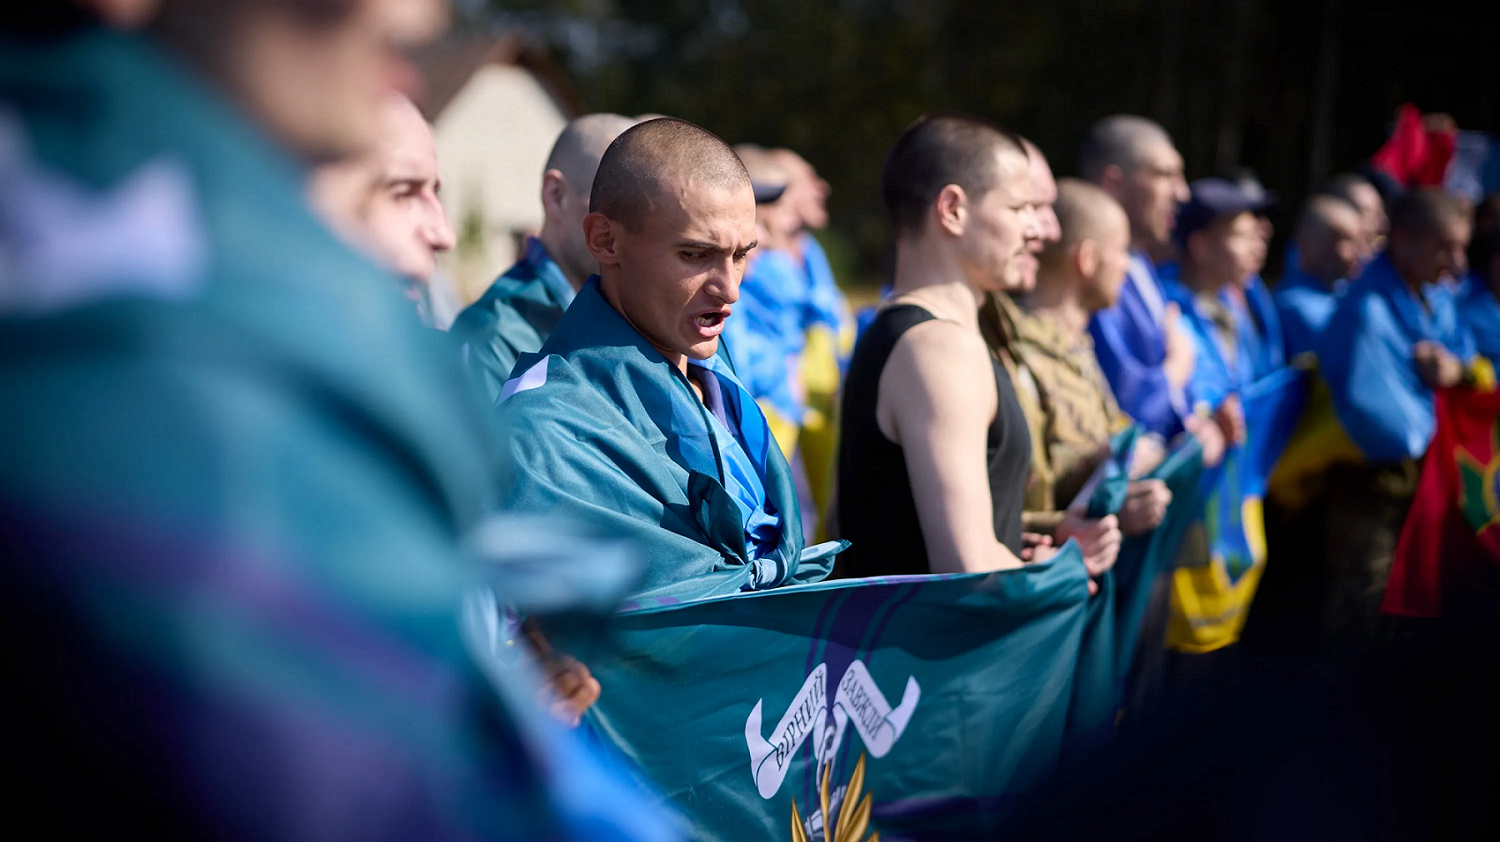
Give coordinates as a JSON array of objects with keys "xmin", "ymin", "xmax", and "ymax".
[{"xmin": 877, "ymin": 320, "xmax": 1025, "ymax": 574}]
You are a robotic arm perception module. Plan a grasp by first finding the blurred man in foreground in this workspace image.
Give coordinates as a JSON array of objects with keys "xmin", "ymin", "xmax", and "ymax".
[
  {"xmin": 493, "ymin": 118, "xmax": 839, "ymax": 600},
  {"xmin": 0, "ymin": 2, "xmax": 672, "ymax": 840},
  {"xmin": 451, "ymin": 113, "xmax": 638, "ymax": 401},
  {"xmin": 310, "ymin": 93, "xmax": 456, "ymax": 324}
]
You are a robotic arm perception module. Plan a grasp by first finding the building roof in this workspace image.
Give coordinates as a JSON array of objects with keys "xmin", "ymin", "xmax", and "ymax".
[{"xmin": 411, "ymin": 31, "xmax": 582, "ymax": 120}]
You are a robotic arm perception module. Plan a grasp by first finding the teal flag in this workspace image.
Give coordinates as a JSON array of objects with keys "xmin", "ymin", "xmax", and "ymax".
[
  {"xmin": 577, "ymin": 545, "xmax": 1116, "ymax": 841},
  {"xmin": 1167, "ymin": 367, "xmax": 1308, "ymax": 652},
  {"xmin": 1069, "ymin": 427, "xmax": 1204, "ymax": 740}
]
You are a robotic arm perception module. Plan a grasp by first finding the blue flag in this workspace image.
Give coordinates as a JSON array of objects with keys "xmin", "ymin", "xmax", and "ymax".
[{"xmin": 1168, "ymin": 367, "xmax": 1308, "ymax": 652}]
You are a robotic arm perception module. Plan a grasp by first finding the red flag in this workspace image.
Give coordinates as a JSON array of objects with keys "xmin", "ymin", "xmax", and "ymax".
[
  {"xmin": 1368, "ymin": 104, "xmax": 1457, "ymax": 189},
  {"xmin": 1383, "ymin": 388, "xmax": 1500, "ymax": 617}
]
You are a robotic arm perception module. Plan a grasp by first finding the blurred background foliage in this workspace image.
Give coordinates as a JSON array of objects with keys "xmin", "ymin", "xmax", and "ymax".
[{"xmin": 458, "ymin": 0, "xmax": 1498, "ymax": 289}]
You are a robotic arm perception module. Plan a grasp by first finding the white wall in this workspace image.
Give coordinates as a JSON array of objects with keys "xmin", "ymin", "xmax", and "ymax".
[{"xmin": 433, "ymin": 63, "xmax": 568, "ymax": 304}]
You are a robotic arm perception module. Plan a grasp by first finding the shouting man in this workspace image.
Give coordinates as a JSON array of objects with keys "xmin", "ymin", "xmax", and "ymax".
[{"xmin": 493, "ymin": 118, "xmax": 839, "ymax": 600}]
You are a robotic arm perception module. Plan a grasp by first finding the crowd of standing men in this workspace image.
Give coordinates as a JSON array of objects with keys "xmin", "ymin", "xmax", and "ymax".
[{"xmin": 5, "ymin": 0, "xmax": 1500, "ymax": 840}]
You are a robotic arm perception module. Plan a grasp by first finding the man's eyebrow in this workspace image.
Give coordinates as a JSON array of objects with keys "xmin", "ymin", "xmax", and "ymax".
[{"xmin": 674, "ymin": 239, "xmax": 730, "ymax": 251}]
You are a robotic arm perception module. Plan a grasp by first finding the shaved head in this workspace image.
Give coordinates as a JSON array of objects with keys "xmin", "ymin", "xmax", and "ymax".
[
  {"xmin": 1036, "ymin": 179, "xmax": 1132, "ymax": 311},
  {"xmin": 545, "ymin": 113, "xmax": 639, "ymax": 196},
  {"xmin": 1078, "ymin": 115, "xmax": 1176, "ymax": 182},
  {"xmin": 582, "ymin": 117, "xmax": 756, "ymax": 371},
  {"xmin": 537, "ymin": 113, "xmax": 639, "ymax": 288},
  {"xmin": 1296, "ymin": 195, "xmax": 1363, "ymax": 283},
  {"xmin": 1043, "ymin": 179, "xmax": 1129, "ymax": 262},
  {"xmin": 881, "ymin": 112, "xmax": 1028, "ymax": 237},
  {"xmin": 1386, "ymin": 188, "xmax": 1471, "ymax": 286},
  {"xmin": 591, "ymin": 118, "xmax": 751, "ymax": 232}
]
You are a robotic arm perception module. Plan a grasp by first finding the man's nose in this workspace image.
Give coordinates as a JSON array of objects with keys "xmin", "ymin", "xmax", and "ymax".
[
  {"xmin": 1172, "ymin": 176, "xmax": 1190, "ymax": 204},
  {"xmin": 710, "ymin": 257, "xmax": 742, "ymax": 304},
  {"xmin": 425, "ymin": 197, "xmax": 456, "ymax": 253}
]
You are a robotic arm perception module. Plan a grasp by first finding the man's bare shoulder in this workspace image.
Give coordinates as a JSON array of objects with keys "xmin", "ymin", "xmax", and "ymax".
[{"xmin": 887, "ymin": 317, "xmax": 993, "ymax": 380}]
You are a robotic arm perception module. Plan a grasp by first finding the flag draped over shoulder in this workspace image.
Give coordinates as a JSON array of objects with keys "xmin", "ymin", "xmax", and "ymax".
[
  {"xmin": 581, "ymin": 547, "xmax": 1112, "ymax": 842},
  {"xmin": 1168, "ymin": 367, "xmax": 1308, "ymax": 653},
  {"xmin": 1383, "ymin": 387, "xmax": 1500, "ymax": 617}
]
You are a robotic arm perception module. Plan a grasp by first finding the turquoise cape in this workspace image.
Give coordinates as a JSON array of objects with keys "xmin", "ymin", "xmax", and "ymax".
[
  {"xmin": 494, "ymin": 280, "xmax": 837, "ymax": 601},
  {"xmin": 451, "ymin": 236, "xmax": 576, "ymax": 403},
  {"xmin": 1318, "ymin": 254, "xmax": 1477, "ymax": 462},
  {"xmin": 0, "ymin": 28, "xmax": 674, "ymax": 842}
]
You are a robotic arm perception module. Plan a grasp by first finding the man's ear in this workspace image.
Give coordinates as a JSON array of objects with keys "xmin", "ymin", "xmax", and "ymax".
[
  {"xmin": 1076, "ymin": 239, "xmax": 1100, "ymax": 279},
  {"xmin": 934, "ymin": 184, "xmax": 967, "ymax": 237},
  {"xmin": 582, "ymin": 212, "xmax": 620, "ymax": 266},
  {"xmin": 1098, "ymin": 164, "xmax": 1125, "ymax": 198},
  {"xmin": 540, "ymin": 170, "xmax": 569, "ymax": 217}
]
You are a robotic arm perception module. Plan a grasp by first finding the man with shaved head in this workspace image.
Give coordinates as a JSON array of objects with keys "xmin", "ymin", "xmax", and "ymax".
[
  {"xmin": 838, "ymin": 113, "xmax": 1121, "ymax": 586},
  {"xmin": 493, "ymin": 118, "xmax": 839, "ymax": 599},
  {"xmin": 451, "ymin": 112, "xmax": 638, "ymax": 400},
  {"xmin": 1079, "ymin": 116, "xmax": 1212, "ymax": 457},
  {"xmin": 1275, "ymin": 195, "xmax": 1366, "ymax": 359},
  {"xmin": 1015, "ymin": 179, "xmax": 1172, "ymax": 536}
]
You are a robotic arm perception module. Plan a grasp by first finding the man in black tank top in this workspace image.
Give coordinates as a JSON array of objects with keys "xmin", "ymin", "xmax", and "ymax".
[{"xmin": 836, "ymin": 114, "xmax": 1115, "ymax": 585}]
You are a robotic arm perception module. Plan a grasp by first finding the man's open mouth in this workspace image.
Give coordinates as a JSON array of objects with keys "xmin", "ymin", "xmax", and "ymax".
[{"xmin": 696, "ymin": 311, "xmax": 728, "ymax": 328}]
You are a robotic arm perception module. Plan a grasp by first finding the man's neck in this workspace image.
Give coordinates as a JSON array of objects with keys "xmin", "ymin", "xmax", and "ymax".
[
  {"xmin": 890, "ymin": 238, "xmax": 983, "ymax": 330},
  {"xmin": 537, "ymin": 223, "xmax": 587, "ymax": 292},
  {"xmin": 1023, "ymin": 272, "xmax": 1091, "ymax": 339}
]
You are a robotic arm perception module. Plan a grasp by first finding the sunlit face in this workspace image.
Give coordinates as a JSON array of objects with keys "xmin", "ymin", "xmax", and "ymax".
[
  {"xmin": 1189, "ymin": 211, "xmax": 1266, "ymax": 290},
  {"xmin": 220, "ymin": 0, "xmax": 447, "ymax": 163},
  {"xmin": 958, "ymin": 148, "xmax": 1042, "ymax": 294},
  {"xmin": 360, "ymin": 98, "xmax": 454, "ymax": 282},
  {"xmin": 1082, "ymin": 209, "xmax": 1133, "ymax": 312},
  {"xmin": 1027, "ymin": 149, "xmax": 1061, "ymax": 245},
  {"xmin": 1390, "ymin": 219, "xmax": 1471, "ymax": 287},
  {"xmin": 1119, "ymin": 140, "xmax": 1188, "ymax": 251},
  {"xmin": 595, "ymin": 177, "xmax": 758, "ymax": 369},
  {"xmin": 1349, "ymin": 182, "xmax": 1388, "ymax": 260},
  {"xmin": 1308, "ymin": 206, "xmax": 1363, "ymax": 284},
  {"xmin": 309, "ymin": 96, "xmax": 454, "ymax": 283}
]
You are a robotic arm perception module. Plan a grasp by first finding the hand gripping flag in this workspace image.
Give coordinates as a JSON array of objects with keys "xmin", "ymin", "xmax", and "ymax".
[
  {"xmin": 574, "ymin": 545, "xmax": 1117, "ymax": 842},
  {"xmin": 1167, "ymin": 367, "xmax": 1309, "ymax": 653},
  {"xmin": 1382, "ymin": 387, "xmax": 1500, "ymax": 617}
]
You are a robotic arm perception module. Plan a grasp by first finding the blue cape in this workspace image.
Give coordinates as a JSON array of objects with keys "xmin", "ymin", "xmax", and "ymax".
[
  {"xmin": 1318, "ymin": 254, "xmax": 1477, "ymax": 461},
  {"xmin": 1090, "ymin": 252, "xmax": 1189, "ymax": 437},
  {"xmin": 1274, "ymin": 261, "xmax": 1348, "ymax": 360}
]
